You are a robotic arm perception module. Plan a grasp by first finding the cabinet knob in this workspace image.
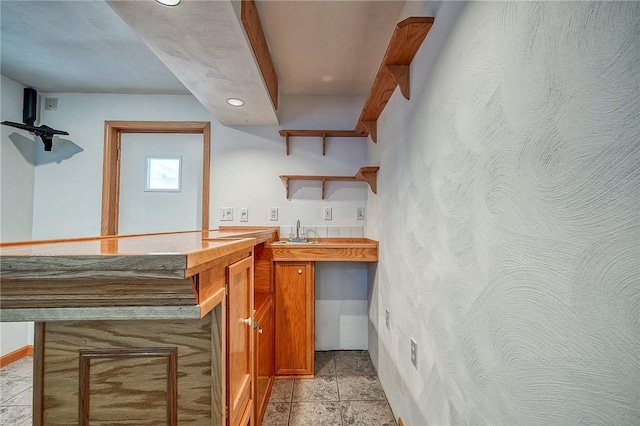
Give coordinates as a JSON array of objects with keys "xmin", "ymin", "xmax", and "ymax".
[
  {"xmin": 258, "ymin": 329, "xmax": 263, "ymax": 334},
  {"xmin": 243, "ymin": 317, "xmax": 252, "ymax": 326},
  {"xmin": 298, "ymin": 269, "xmax": 302, "ymax": 274}
]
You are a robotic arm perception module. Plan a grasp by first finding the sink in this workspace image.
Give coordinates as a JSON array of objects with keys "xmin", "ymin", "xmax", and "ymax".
[{"xmin": 271, "ymin": 241, "xmax": 318, "ymax": 245}]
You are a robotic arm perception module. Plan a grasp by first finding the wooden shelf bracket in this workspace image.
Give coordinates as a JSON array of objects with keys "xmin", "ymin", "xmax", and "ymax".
[
  {"xmin": 356, "ymin": 17, "xmax": 434, "ymax": 143},
  {"xmin": 279, "ymin": 166, "xmax": 379, "ymax": 200}
]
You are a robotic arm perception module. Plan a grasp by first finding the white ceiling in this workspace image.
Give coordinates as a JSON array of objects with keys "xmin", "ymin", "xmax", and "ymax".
[{"xmin": 0, "ymin": 0, "xmax": 406, "ymax": 125}]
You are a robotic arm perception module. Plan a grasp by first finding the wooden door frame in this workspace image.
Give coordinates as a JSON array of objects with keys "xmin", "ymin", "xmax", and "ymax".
[{"xmin": 101, "ymin": 121, "xmax": 211, "ymax": 236}]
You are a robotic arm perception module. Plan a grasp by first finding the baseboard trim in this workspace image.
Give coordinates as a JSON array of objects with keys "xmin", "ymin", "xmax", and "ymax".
[{"xmin": 0, "ymin": 345, "xmax": 34, "ymax": 368}]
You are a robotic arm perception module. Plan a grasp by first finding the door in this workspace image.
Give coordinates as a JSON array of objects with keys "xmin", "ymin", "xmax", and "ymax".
[
  {"xmin": 254, "ymin": 297, "xmax": 274, "ymax": 424},
  {"xmin": 274, "ymin": 262, "xmax": 314, "ymax": 377},
  {"xmin": 118, "ymin": 133, "xmax": 203, "ymax": 235},
  {"xmin": 227, "ymin": 256, "xmax": 254, "ymax": 426}
]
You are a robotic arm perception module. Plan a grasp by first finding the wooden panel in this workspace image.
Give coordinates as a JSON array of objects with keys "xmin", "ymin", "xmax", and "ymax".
[
  {"xmin": 101, "ymin": 122, "xmax": 120, "ymax": 236},
  {"xmin": 186, "ymin": 243, "xmax": 254, "ymax": 276},
  {"xmin": 227, "ymin": 256, "xmax": 254, "ymax": 426},
  {"xmin": 254, "ymin": 243, "xmax": 273, "ymax": 293},
  {"xmin": 254, "ymin": 295, "xmax": 274, "ymax": 425},
  {"xmin": 241, "ymin": 0, "xmax": 279, "ymax": 110},
  {"xmin": 1, "ymin": 306, "xmax": 202, "ymax": 322},
  {"xmin": 40, "ymin": 317, "xmax": 215, "ymax": 425},
  {"xmin": 202, "ymin": 122, "xmax": 211, "ymax": 231},
  {"xmin": 274, "ymin": 262, "xmax": 314, "ymax": 377},
  {"xmin": 269, "ymin": 239, "xmax": 379, "ymax": 262},
  {"xmin": 211, "ymin": 304, "xmax": 225, "ymax": 426},
  {"xmin": 0, "ymin": 277, "xmax": 196, "ymax": 309},
  {"xmin": 33, "ymin": 322, "xmax": 45, "ymax": 426},
  {"xmin": 78, "ymin": 347, "xmax": 177, "ymax": 425},
  {"xmin": 278, "ymin": 130, "xmax": 366, "ymax": 138}
]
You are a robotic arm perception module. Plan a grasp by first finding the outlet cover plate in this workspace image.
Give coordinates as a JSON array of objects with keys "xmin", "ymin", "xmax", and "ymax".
[
  {"xmin": 357, "ymin": 207, "xmax": 366, "ymax": 220},
  {"xmin": 323, "ymin": 207, "xmax": 332, "ymax": 220}
]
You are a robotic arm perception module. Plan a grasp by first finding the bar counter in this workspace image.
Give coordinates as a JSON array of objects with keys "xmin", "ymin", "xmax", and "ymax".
[{"xmin": 0, "ymin": 228, "xmax": 278, "ymax": 425}]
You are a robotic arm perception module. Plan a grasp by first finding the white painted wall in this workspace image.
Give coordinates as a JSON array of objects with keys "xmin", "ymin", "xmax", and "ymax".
[
  {"xmin": 0, "ymin": 75, "xmax": 36, "ymax": 356},
  {"xmin": 25, "ymin": 92, "xmax": 370, "ymax": 349},
  {"xmin": 1, "ymin": 75, "xmax": 35, "ymax": 242},
  {"xmin": 367, "ymin": 1, "xmax": 640, "ymax": 425}
]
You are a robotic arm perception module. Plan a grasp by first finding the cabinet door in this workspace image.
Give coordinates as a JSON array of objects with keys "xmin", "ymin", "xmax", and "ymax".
[
  {"xmin": 227, "ymin": 256, "xmax": 254, "ymax": 426},
  {"xmin": 254, "ymin": 297, "xmax": 274, "ymax": 425},
  {"xmin": 274, "ymin": 262, "xmax": 314, "ymax": 377}
]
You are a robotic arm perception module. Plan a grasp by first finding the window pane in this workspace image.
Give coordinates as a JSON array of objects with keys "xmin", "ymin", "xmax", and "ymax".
[{"xmin": 146, "ymin": 157, "xmax": 181, "ymax": 191}]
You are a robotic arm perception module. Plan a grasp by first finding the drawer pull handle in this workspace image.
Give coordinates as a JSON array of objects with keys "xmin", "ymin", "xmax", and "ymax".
[{"xmin": 298, "ymin": 269, "xmax": 302, "ymax": 274}]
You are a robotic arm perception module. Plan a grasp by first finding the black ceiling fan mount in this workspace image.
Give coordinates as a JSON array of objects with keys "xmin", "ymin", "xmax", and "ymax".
[{"xmin": 1, "ymin": 88, "xmax": 69, "ymax": 151}]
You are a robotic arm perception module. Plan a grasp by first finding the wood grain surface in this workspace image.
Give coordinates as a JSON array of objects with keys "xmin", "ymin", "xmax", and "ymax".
[
  {"xmin": 357, "ymin": 17, "xmax": 434, "ymax": 132},
  {"xmin": 274, "ymin": 262, "xmax": 314, "ymax": 377},
  {"xmin": 38, "ymin": 315, "xmax": 220, "ymax": 425},
  {"xmin": 269, "ymin": 239, "xmax": 378, "ymax": 262}
]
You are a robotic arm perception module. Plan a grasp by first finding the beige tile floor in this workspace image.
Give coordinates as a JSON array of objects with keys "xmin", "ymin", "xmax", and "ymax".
[
  {"xmin": 0, "ymin": 351, "xmax": 395, "ymax": 426},
  {"xmin": 263, "ymin": 351, "xmax": 397, "ymax": 426}
]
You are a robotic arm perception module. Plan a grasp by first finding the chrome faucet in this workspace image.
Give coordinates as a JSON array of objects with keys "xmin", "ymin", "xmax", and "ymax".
[{"xmin": 289, "ymin": 219, "xmax": 307, "ymax": 243}]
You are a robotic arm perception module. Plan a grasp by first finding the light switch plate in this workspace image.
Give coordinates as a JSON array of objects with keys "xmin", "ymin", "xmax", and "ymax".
[
  {"xmin": 240, "ymin": 208, "xmax": 248, "ymax": 222},
  {"xmin": 220, "ymin": 207, "xmax": 233, "ymax": 221}
]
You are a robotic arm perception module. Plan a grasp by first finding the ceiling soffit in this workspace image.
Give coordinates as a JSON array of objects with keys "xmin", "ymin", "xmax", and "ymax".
[{"xmin": 107, "ymin": 0, "xmax": 278, "ymax": 126}]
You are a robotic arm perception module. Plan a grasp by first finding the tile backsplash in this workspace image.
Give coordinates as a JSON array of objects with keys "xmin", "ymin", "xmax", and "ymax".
[{"xmin": 280, "ymin": 226, "xmax": 364, "ymax": 239}]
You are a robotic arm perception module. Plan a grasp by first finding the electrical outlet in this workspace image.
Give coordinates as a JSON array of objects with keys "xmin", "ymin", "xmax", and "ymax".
[
  {"xmin": 220, "ymin": 207, "xmax": 233, "ymax": 221},
  {"xmin": 385, "ymin": 309, "xmax": 390, "ymax": 330},
  {"xmin": 240, "ymin": 208, "xmax": 248, "ymax": 222},
  {"xmin": 269, "ymin": 207, "xmax": 278, "ymax": 221},
  {"xmin": 411, "ymin": 338, "xmax": 418, "ymax": 369},
  {"xmin": 357, "ymin": 207, "xmax": 366, "ymax": 220},
  {"xmin": 323, "ymin": 207, "xmax": 332, "ymax": 220}
]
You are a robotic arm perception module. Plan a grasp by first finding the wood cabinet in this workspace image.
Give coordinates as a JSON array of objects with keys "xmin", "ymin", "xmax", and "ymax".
[
  {"xmin": 253, "ymin": 294, "xmax": 274, "ymax": 425},
  {"xmin": 226, "ymin": 256, "xmax": 254, "ymax": 426},
  {"xmin": 274, "ymin": 262, "xmax": 314, "ymax": 378}
]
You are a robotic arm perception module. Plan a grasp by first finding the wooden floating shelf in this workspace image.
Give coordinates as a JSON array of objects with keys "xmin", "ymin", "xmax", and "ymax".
[
  {"xmin": 278, "ymin": 17, "xmax": 434, "ymax": 148},
  {"xmin": 280, "ymin": 166, "xmax": 379, "ymax": 199},
  {"xmin": 278, "ymin": 130, "xmax": 367, "ymax": 156},
  {"xmin": 355, "ymin": 17, "xmax": 434, "ymax": 142}
]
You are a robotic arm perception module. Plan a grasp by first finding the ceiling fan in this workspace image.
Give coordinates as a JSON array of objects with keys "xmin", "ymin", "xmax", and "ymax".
[{"xmin": 1, "ymin": 88, "xmax": 69, "ymax": 151}]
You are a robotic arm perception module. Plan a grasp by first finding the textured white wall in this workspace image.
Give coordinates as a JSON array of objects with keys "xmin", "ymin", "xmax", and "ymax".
[
  {"xmin": 368, "ymin": 1, "xmax": 639, "ymax": 425},
  {"xmin": 0, "ymin": 76, "xmax": 36, "ymax": 356}
]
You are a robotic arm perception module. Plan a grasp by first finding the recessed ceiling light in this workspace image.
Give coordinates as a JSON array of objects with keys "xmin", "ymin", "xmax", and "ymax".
[
  {"xmin": 155, "ymin": 0, "xmax": 181, "ymax": 6},
  {"xmin": 226, "ymin": 98, "xmax": 245, "ymax": 107}
]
